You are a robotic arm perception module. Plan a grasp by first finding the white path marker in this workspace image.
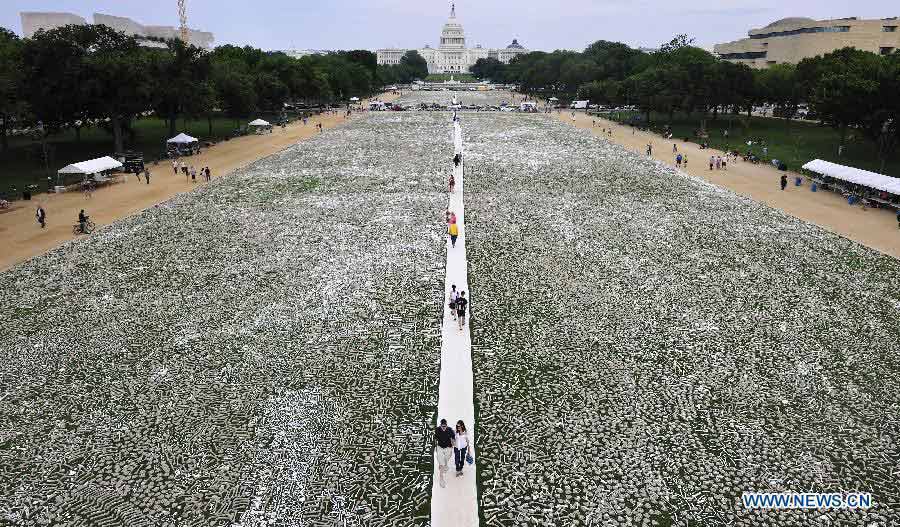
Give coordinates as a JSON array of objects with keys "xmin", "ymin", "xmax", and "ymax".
[{"xmin": 431, "ymin": 120, "xmax": 479, "ymax": 527}]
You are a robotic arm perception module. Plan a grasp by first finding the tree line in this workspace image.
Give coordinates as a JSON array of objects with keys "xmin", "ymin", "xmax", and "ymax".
[
  {"xmin": 471, "ymin": 36, "xmax": 900, "ymax": 169},
  {"xmin": 0, "ymin": 24, "xmax": 420, "ymax": 153}
]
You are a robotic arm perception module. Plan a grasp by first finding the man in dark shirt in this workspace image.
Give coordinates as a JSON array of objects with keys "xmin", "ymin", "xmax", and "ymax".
[
  {"xmin": 434, "ymin": 418, "xmax": 456, "ymax": 488},
  {"xmin": 456, "ymin": 292, "xmax": 468, "ymax": 329},
  {"xmin": 78, "ymin": 209, "xmax": 88, "ymax": 233}
]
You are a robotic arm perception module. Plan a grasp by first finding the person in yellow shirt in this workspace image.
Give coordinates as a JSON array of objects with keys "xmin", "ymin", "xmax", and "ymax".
[{"xmin": 448, "ymin": 221, "xmax": 459, "ymax": 248}]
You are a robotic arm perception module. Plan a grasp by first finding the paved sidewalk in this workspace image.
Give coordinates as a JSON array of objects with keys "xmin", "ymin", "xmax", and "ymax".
[{"xmin": 431, "ymin": 121, "xmax": 479, "ymax": 527}]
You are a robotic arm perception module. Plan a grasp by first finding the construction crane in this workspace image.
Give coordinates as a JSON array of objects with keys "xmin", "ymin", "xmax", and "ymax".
[{"xmin": 177, "ymin": 0, "xmax": 189, "ymax": 43}]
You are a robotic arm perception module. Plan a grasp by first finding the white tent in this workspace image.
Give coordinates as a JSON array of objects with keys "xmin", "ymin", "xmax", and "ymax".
[
  {"xmin": 802, "ymin": 159, "xmax": 900, "ymax": 195},
  {"xmin": 349, "ymin": 97, "xmax": 360, "ymax": 102},
  {"xmin": 248, "ymin": 119, "xmax": 271, "ymax": 126},
  {"xmin": 58, "ymin": 156, "xmax": 122, "ymax": 175},
  {"xmin": 166, "ymin": 133, "xmax": 198, "ymax": 144}
]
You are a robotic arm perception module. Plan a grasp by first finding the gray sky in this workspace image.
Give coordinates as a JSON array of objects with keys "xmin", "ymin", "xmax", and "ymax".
[{"xmin": 2, "ymin": 0, "xmax": 895, "ymax": 51}]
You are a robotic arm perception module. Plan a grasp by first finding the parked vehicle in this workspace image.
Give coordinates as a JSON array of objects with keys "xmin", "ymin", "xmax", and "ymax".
[{"xmin": 570, "ymin": 100, "xmax": 589, "ymax": 110}]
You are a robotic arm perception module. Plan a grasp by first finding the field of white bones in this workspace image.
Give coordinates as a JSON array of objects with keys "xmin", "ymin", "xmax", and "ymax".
[
  {"xmin": 462, "ymin": 113, "xmax": 900, "ymax": 526},
  {"xmin": 2, "ymin": 105, "xmax": 900, "ymax": 527}
]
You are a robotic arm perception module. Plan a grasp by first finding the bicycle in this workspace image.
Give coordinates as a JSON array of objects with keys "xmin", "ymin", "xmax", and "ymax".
[{"xmin": 72, "ymin": 220, "xmax": 96, "ymax": 235}]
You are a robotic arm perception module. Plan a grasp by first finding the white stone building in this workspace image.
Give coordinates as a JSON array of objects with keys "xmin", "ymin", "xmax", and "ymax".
[
  {"xmin": 376, "ymin": 4, "xmax": 528, "ymax": 74},
  {"xmin": 20, "ymin": 11, "xmax": 215, "ymax": 48}
]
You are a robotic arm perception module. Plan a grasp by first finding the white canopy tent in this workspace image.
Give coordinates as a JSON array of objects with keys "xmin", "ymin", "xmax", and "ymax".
[
  {"xmin": 248, "ymin": 119, "xmax": 271, "ymax": 127},
  {"xmin": 58, "ymin": 156, "xmax": 122, "ymax": 175},
  {"xmin": 166, "ymin": 133, "xmax": 198, "ymax": 144},
  {"xmin": 802, "ymin": 159, "xmax": 900, "ymax": 195},
  {"xmin": 349, "ymin": 97, "xmax": 360, "ymax": 102}
]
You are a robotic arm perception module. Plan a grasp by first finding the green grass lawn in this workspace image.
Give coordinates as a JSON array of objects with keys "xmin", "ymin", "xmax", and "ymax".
[
  {"xmin": 0, "ymin": 114, "xmax": 283, "ymax": 199},
  {"xmin": 604, "ymin": 111, "xmax": 900, "ymax": 178},
  {"xmin": 425, "ymin": 73, "xmax": 477, "ymax": 83}
]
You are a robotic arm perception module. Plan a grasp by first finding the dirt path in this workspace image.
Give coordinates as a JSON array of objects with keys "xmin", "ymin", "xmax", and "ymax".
[
  {"xmin": 555, "ymin": 111, "xmax": 900, "ymax": 259},
  {"xmin": 0, "ymin": 94, "xmax": 399, "ymax": 271}
]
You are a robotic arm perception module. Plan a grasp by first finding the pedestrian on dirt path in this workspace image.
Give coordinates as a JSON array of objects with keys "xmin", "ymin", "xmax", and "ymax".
[
  {"xmin": 449, "ymin": 173, "xmax": 455, "ymax": 193},
  {"xmin": 646, "ymin": 143, "xmax": 652, "ymax": 157},
  {"xmin": 453, "ymin": 153, "xmax": 461, "ymax": 168},
  {"xmin": 190, "ymin": 166, "xmax": 197, "ymax": 183},
  {"xmin": 448, "ymin": 285, "xmax": 459, "ymax": 320},
  {"xmin": 673, "ymin": 144, "xmax": 678, "ymax": 153},
  {"xmin": 780, "ymin": 174, "xmax": 788, "ymax": 191},
  {"xmin": 172, "ymin": 159, "xmax": 178, "ymax": 175},
  {"xmin": 456, "ymin": 292, "xmax": 468, "ymax": 329},
  {"xmin": 709, "ymin": 156, "xmax": 715, "ymax": 171},
  {"xmin": 144, "ymin": 169, "xmax": 151, "ymax": 184},
  {"xmin": 683, "ymin": 154, "xmax": 688, "ymax": 167},
  {"xmin": 676, "ymin": 153, "xmax": 682, "ymax": 168},
  {"xmin": 896, "ymin": 210, "xmax": 900, "ymax": 230},
  {"xmin": 205, "ymin": 166, "xmax": 211, "ymax": 182},
  {"xmin": 454, "ymin": 420, "xmax": 470, "ymax": 477},
  {"xmin": 35, "ymin": 205, "xmax": 46, "ymax": 229},
  {"xmin": 434, "ymin": 418, "xmax": 456, "ymax": 488},
  {"xmin": 448, "ymin": 221, "xmax": 459, "ymax": 248}
]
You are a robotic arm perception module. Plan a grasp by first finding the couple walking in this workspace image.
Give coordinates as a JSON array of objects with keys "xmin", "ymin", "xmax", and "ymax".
[
  {"xmin": 434, "ymin": 418, "xmax": 472, "ymax": 488},
  {"xmin": 447, "ymin": 284, "xmax": 468, "ymax": 329}
]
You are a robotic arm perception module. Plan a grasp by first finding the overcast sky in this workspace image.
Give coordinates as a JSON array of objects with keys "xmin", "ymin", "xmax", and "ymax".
[{"xmin": 2, "ymin": 0, "xmax": 896, "ymax": 51}]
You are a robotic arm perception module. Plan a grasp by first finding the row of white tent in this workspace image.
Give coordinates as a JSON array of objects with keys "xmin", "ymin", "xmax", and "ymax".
[
  {"xmin": 58, "ymin": 122, "xmax": 272, "ymax": 177},
  {"xmin": 802, "ymin": 159, "xmax": 900, "ymax": 196}
]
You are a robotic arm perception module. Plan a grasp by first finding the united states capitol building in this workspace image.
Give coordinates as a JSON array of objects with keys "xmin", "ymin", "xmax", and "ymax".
[{"xmin": 376, "ymin": 4, "xmax": 528, "ymax": 74}]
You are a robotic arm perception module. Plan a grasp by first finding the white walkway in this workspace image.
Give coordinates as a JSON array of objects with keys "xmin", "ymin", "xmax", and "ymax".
[{"xmin": 430, "ymin": 121, "xmax": 479, "ymax": 527}]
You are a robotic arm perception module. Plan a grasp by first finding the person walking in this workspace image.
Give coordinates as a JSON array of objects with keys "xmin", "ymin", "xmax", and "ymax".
[
  {"xmin": 449, "ymin": 173, "xmax": 455, "ymax": 193},
  {"xmin": 453, "ymin": 153, "xmax": 461, "ymax": 168},
  {"xmin": 448, "ymin": 285, "xmax": 459, "ymax": 320},
  {"xmin": 144, "ymin": 169, "xmax": 151, "ymax": 185},
  {"xmin": 190, "ymin": 166, "xmax": 197, "ymax": 183},
  {"xmin": 448, "ymin": 221, "xmax": 459, "ymax": 248},
  {"xmin": 675, "ymin": 153, "xmax": 682, "ymax": 168},
  {"xmin": 672, "ymin": 143, "xmax": 678, "ymax": 154},
  {"xmin": 709, "ymin": 155, "xmax": 715, "ymax": 171},
  {"xmin": 35, "ymin": 205, "xmax": 46, "ymax": 229},
  {"xmin": 205, "ymin": 166, "xmax": 211, "ymax": 182},
  {"xmin": 646, "ymin": 143, "xmax": 652, "ymax": 157},
  {"xmin": 172, "ymin": 159, "xmax": 178, "ymax": 175},
  {"xmin": 454, "ymin": 420, "xmax": 470, "ymax": 477},
  {"xmin": 780, "ymin": 174, "xmax": 788, "ymax": 191},
  {"xmin": 721, "ymin": 156, "xmax": 727, "ymax": 170},
  {"xmin": 456, "ymin": 291, "xmax": 468, "ymax": 329},
  {"xmin": 78, "ymin": 209, "xmax": 88, "ymax": 234},
  {"xmin": 683, "ymin": 154, "xmax": 688, "ymax": 167},
  {"xmin": 434, "ymin": 418, "xmax": 456, "ymax": 488}
]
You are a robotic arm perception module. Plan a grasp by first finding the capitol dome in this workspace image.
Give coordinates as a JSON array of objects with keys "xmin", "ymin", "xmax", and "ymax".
[
  {"xmin": 507, "ymin": 39, "xmax": 524, "ymax": 49},
  {"xmin": 440, "ymin": 3, "xmax": 466, "ymax": 50}
]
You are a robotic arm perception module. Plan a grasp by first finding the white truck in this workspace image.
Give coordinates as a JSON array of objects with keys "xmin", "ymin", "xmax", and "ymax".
[{"xmin": 570, "ymin": 100, "xmax": 589, "ymax": 110}]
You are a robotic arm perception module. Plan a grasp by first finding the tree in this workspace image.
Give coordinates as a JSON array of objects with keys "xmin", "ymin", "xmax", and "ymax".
[
  {"xmin": 0, "ymin": 27, "xmax": 25, "ymax": 151},
  {"xmin": 21, "ymin": 25, "xmax": 93, "ymax": 136},
  {"xmin": 215, "ymin": 72, "xmax": 257, "ymax": 125},
  {"xmin": 400, "ymin": 51, "xmax": 428, "ymax": 81},
  {"xmin": 151, "ymin": 40, "xmax": 211, "ymax": 137},
  {"xmin": 858, "ymin": 56, "xmax": 900, "ymax": 172},
  {"xmin": 800, "ymin": 48, "xmax": 882, "ymax": 151},
  {"xmin": 23, "ymin": 24, "xmax": 154, "ymax": 152},
  {"xmin": 757, "ymin": 63, "xmax": 800, "ymax": 118},
  {"xmin": 470, "ymin": 58, "xmax": 506, "ymax": 82},
  {"xmin": 583, "ymin": 40, "xmax": 649, "ymax": 81}
]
